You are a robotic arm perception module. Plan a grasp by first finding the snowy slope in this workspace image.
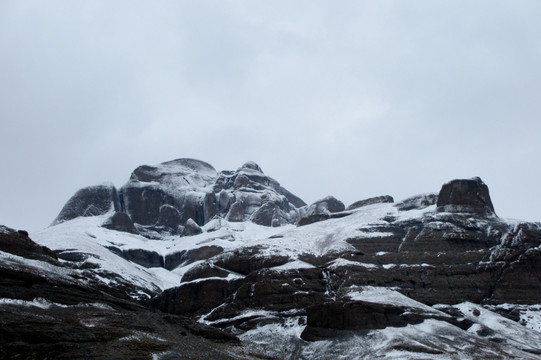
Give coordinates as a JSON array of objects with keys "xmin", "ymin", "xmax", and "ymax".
[
  {"xmin": 31, "ymin": 201, "xmax": 419, "ymax": 292},
  {"xmin": 28, "ymin": 192, "xmax": 541, "ymax": 360}
]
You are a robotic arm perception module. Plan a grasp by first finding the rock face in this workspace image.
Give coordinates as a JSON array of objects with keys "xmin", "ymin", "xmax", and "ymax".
[
  {"xmin": 347, "ymin": 195, "xmax": 394, "ymax": 210},
  {"xmin": 304, "ymin": 196, "xmax": 345, "ymax": 215},
  {"xmin": 300, "ymin": 300, "xmax": 446, "ymax": 341},
  {"xmin": 54, "ymin": 158, "xmax": 310, "ymax": 236},
  {"xmin": 149, "ymin": 176, "xmax": 541, "ymax": 355},
  {"xmin": 53, "ymin": 184, "xmax": 120, "ymax": 225},
  {"xmin": 0, "ymin": 227, "xmax": 266, "ymax": 360},
  {"xmin": 395, "ymin": 193, "xmax": 437, "ymax": 211},
  {"xmin": 0, "ymin": 225, "xmax": 58, "ymax": 264},
  {"xmin": 437, "ymin": 177, "xmax": 495, "ymax": 215},
  {"xmin": 297, "ymin": 196, "xmax": 346, "ymax": 225},
  {"xmin": 102, "ymin": 212, "xmax": 139, "ymax": 234},
  {"xmin": 36, "ymin": 164, "xmax": 541, "ymax": 359}
]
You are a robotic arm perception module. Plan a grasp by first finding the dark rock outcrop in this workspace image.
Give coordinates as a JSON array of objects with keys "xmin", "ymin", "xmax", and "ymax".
[
  {"xmin": 301, "ymin": 300, "xmax": 443, "ymax": 341},
  {"xmin": 164, "ymin": 246, "xmax": 224, "ymax": 270},
  {"xmin": 395, "ymin": 193, "xmax": 438, "ymax": 211},
  {"xmin": 437, "ymin": 177, "xmax": 495, "ymax": 215},
  {"xmin": 347, "ymin": 195, "xmax": 394, "ymax": 210},
  {"xmin": 151, "ymin": 178, "xmax": 541, "ymax": 347},
  {"xmin": 107, "ymin": 247, "xmax": 164, "ymax": 268},
  {"xmin": 102, "ymin": 212, "xmax": 139, "ymax": 234},
  {"xmin": 157, "ymin": 204, "xmax": 182, "ymax": 229},
  {"xmin": 183, "ymin": 218, "xmax": 203, "ymax": 236},
  {"xmin": 181, "ymin": 263, "xmax": 231, "ymax": 282},
  {"xmin": 0, "ymin": 227, "xmax": 265, "ymax": 360},
  {"xmin": 308, "ymin": 196, "xmax": 345, "ymax": 214},
  {"xmin": 49, "ymin": 158, "xmax": 307, "ymax": 236},
  {"xmin": 0, "ymin": 226, "xmax": 58, "ymax": 264},
  {"xmin": 53, "ymin": 184, "xmax": 120, "ymax": 225},
  {"xmin": 297, "ymin": 213, "xmax": 331, "ymax": 226},
  {"xmin": 297, "ymin": 196, "xmax": 345, "ymax": 224},
  {"xmin": 153, "ymin": 279, "xmax": 233, "ymax": 315}
]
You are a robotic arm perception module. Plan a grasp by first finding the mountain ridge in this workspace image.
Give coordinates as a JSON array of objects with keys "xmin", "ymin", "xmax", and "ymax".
[{"xmin": 2, "ymin": 157, "xmax": 541, "ymax": 359}]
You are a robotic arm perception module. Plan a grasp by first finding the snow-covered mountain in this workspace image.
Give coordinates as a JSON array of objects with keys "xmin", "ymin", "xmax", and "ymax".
[{"xmin": 2, "ymin": 158, "xmax": 541, "ymax": 359}]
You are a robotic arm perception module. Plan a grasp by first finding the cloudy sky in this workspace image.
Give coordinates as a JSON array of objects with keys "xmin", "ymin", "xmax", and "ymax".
[{"xmin": 1, "ymin": 1, "xmax": 540, "ymax": 231}]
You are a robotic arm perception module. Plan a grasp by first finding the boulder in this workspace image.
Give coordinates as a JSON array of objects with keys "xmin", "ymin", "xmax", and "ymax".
[
  {"xmin": 311, "ymin": 196, "xmax": 345, "ymax": 214},
  {"xmin": 297, "ymin": 196, "xmax": 346, "ymax": 225},
  {"xmin": 225, "ymin": 201, "xmax": 245, "ymax": 222},
  {"xmin": 250, "ymin": 202, "xmax": 289, "ymax": 227},
  {"xmin": 102, "ymin": 212, "xmax": 139, "ymax": 234},
  {"xmin": 183, "ymin": 218, "xmax": 203, "ymax": 236}
]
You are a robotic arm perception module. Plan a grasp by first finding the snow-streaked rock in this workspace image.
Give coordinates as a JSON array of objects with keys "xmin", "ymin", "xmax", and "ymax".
[{"xmin": 16, "ymin": 166, "xmax": 541, "ymax": 359}]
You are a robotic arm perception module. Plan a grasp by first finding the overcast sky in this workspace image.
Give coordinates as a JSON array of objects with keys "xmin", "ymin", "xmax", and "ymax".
[{"xmin": 1, "ymin": 1, "xmax": 540, "ymax": 231}]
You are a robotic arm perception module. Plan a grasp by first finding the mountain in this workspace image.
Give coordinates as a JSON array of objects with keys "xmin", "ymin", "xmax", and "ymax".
[{"xmin": 2, "ymin": 158, "xmax": 541, "ymax": 359}]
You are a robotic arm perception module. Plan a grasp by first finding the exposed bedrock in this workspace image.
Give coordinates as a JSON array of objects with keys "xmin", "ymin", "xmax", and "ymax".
[
  {"xmin": 347, "ymin": 195, "xmax": 394, "ymax": 210},
  {"xmin": 102, "ymin": 212, "xmax": 139, "ymax": 234},
  {"xmin": 53, "ymin": 184, "xmax": 120, "ymax": 225},
  {"xmin": 437, "ymin": 177, "xmax": 496, "ymax": 215},
  {"xmin": 300, "ymin": 300, "xmax": 454, "ymax": 341}
]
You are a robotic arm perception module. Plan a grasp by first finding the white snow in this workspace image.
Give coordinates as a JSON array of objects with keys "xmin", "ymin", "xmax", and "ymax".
[
  {"xmin": 0, "ymin": 297, "xmax": 63, "ymax": 309},
  {"xmin": 328, "ymin": 258, "xmax": 378, "ymax": 270},
  {"xmin": 454, "ymin": 302, "xmax": 541, "ymax": 353},
  {"xmin": 0, "ymin": 250, "xmax": 75, "ymax": 282},
  {"xmin": 346, "ymin": 286, "xmax": 448, "ymax": 317},
  {"xmin": 519, "ymin": 306, "xmax": 541, "ymax": 332},
  {"xmin": 0, "ymin": 225, "xmax": 12, "ymax": 234},
  {"xmin": 0, "ymin": 297, "xmax": 114, "ymax": 310},
  {"xmin": 11, "ymin": 190, "xmax": 541, "ymax": 360},
  {"xmin": 118, "ymin": 331, "xmax": 167, "ymax": 343},
  {"xmin": 26, "ymin": 200, "xmax": 438, "ymax": 298},
  {"xmin": 394, "ymin": 204, "xmax": 436, "ymax": 222},
  {"xmin": 271, "ymin": 260, "xmax": 315, "ymax": 271}
]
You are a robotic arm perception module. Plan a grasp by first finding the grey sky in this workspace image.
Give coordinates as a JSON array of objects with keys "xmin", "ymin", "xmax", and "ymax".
[{"xmin": 1, "ymin": 1, "xmax": 540, "ymax": 231}]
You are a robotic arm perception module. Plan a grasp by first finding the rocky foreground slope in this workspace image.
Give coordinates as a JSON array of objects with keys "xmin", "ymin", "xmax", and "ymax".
[{"xmin": 2, "ymin": 158, "xmax": 541, "ymax": 359}]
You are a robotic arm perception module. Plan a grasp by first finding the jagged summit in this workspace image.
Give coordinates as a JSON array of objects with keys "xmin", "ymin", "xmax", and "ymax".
[
  {"xmin": 53, "ymin": 158, "xmax": 312, "ymax": 236},
  {"xmin": 53, "ymin": 159, "xmax": 503, "ymax": 240},
  {"xmin": 238, "ymin": 160, "xmax": 263, "ymax": 173}
]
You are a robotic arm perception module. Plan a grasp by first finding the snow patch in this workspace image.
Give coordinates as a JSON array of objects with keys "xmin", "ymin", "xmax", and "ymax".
[
  {"xmin": 328, "ymin": 258, "xmax": 378, "ymax": 269},
  {"xmin": 346, "ymin": 286, "xmax": 447, "ymax": 316}
]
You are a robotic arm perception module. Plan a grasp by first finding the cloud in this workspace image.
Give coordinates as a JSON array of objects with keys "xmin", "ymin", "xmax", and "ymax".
[{"xmin": 1, "ymin": 1, "xmax": 540, "ymax": 230}]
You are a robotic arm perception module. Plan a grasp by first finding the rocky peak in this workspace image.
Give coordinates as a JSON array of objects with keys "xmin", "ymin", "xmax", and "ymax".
[
  {"xmin": 238, "ymin": 161, "xmax": 263, "ymax": 173},
  {"xmin": 304, "ymin": 196, "xmax": 345, "ymax": 215},
  {"xmin": 129, "ymin": 158, "xmax": 218, "ymax": 187},
  {"xmin": 436, "ymin": 177, "xmax": 495, "ymax": 216},
  {"xmin": 52, "ymin": 183, "xmax": 120, "ymax": 225},
  {"xmin": 53, "ymin": 158, "xmax": 306, "ymax": 236}
]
